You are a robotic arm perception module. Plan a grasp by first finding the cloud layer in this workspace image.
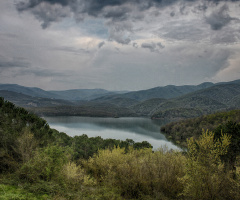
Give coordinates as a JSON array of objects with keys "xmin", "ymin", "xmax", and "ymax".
[
  {"xmin": 0, "ymin": 0, "xmax": 239, "ymax": 90},
  {"xmin": 16, "ymin": 0, "xmax": 240, "ymax": 45}
]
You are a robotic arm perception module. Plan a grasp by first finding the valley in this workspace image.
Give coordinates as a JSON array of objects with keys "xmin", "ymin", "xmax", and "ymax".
[{"xmin": 1, "ymin": 79, "xmax": 240, "ymax": 119}]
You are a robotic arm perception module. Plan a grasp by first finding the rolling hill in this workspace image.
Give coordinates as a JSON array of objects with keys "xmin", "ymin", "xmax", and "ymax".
[
  {"xmin": 152, "ymin": 83, "xmax": 240, "ymax": 119},
  {"xmin": 0, "ymin": 90, "xmax": 73, "ymax": 107},
  {"xmin": 90, "ymin": 95, "xmax": 139, "ymax": 107},
  {"xmin": 49, "ymin": 89, "xmax": 122, "ymax": 101},
  {"xmin": 0, "ymin": 84, "xmax": 60, "ymax": 99},
  {"xmin": 0, "ymin": 84, "xmax": 126, "ymax": 101},
  {"xmin": 1, "ymin": 79, "xmax": 240, "ymax": 118},
  {"xmin": 130, "ymin": 98, "xmax": 167, "ymax": 116},
  {"xmin": 113, "ymin": 82, "xmax": 214, "ymax": 101}
]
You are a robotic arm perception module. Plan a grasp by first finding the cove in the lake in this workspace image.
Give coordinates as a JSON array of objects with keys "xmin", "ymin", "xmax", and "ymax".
[{"xmin": 44, "ymin": 116, "xmax": 179, "ymax": 150}]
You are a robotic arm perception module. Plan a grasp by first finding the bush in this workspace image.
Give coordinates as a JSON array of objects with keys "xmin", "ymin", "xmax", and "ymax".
[
  {"xmin": 85, "ymin": 146, "xmax": 185, "ymax": 199},
  {"xmin": 18, "ymin": 145, "xmax": 70, "ymax": 183}
]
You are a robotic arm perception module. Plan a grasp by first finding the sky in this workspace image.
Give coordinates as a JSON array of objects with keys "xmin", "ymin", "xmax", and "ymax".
[{"xmin": 0, "ymin": 0, "xmax": 240, "ymax": 91}]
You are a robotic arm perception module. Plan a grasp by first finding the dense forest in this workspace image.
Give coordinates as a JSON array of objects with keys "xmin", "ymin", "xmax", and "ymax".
[
  {"xmin": 161, "ymin": 110, "xmax": 240, "ymax": 148},
  {"xmin": 1, "ymin": 97, "xmax": 240, "ymax": 199}
]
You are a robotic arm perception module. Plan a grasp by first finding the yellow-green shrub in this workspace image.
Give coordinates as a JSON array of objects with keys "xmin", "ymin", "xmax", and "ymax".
[
  {"xmin": 18, "ymin": 145, "xmax": 70, "ymax": 183},
  {"xmin": 180, "ymin": 130, "xmax": 240, "ymax": 200},
  {"xmin": 85, "ymin": 146, "xmax": 186, "ymax": 199}
]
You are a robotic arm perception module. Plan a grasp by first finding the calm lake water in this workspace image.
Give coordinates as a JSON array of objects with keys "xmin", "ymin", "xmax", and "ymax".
[{"xmin": 44, "ymin": 116, "xmax": 179, "ymax": 150}]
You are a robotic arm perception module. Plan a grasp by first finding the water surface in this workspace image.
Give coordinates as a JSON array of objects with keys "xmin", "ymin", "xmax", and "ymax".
[{"xmin": 44, "ymin": 116, "xmax": 179, "ymax": 150}]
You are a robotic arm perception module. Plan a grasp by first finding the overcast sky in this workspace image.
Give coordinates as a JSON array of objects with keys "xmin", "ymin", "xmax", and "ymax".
[{"xmin": 0, "ymin": 0, "xmax": 240, "ymax": 91}]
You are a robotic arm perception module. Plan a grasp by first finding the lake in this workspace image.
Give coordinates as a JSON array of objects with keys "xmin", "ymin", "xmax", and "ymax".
[{"xmin": 44, "ymin": 116, "xmax": 179, "ymax": 150}]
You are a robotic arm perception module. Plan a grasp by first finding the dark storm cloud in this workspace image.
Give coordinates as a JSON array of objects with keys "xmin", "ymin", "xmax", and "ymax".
[
  {"xmin": 102, "ymin": 5, "xmax": 131, "ymax": 22},
  {"xmin": 98, "ymin": 41, "xmax": 105, "ymax": 49},
  {"xmin": 16, "ymin": 0, "xmax": 69, "ymax": 11},
  {"xmin": 141, "ymin": 42, "xmax": 165, "ymax": 52},
  {"xmin": 133, "ymin": 42, "xmax": 138, "ymax": 48},
  {"xmin": 33, "ymin": 3, "xmax": 70, "ymax": 29},
  {"xmin": 16, "ymin": 0, "xmax": 240, "ymax": 27},
  {"xmin": 54, "ymin": 46, "xmax": 90, "ymax": 54},
  {"xmin": 211, "ymin": 29, "xmax": 240, "ymax": 43},
  {"xmin": 205, "ymin": 4, "xmax": 237, "ymax": 30},
  {"xmin": 17, "ymin": 0, "xmax": 240, "ymax": 10},
  {"xmin": 157, "ymin": 42, "xmax": 165, "ymax": 48},
  {"xmin": 170, "ymin": 11, "xmax": 175, "ymax": 17},
  {"xmin": 0, "ymin": 56, "xmax": 30, "ymax": 68},
  {"xmin": 107, "ymin": 20, "xmax": 132, "ymax": 44},
  {"xmin": 16, "ymin": 0, "xmax": 240, "ymax": 43}
]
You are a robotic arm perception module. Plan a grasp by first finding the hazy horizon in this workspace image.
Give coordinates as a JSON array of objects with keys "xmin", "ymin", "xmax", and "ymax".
[{"xmin": 1, "ymin": 78, "xmax": 239, "ymax": 92}]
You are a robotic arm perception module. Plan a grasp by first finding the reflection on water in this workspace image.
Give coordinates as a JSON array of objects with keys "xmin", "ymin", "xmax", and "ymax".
[{"xmin": 44, "ymin": 116, "xmax": 179, "ymax": 150}]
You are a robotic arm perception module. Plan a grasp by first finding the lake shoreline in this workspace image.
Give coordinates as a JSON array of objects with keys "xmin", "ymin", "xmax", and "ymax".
[{"xmin": 44, "ymin": 116, "xmax": 179, "ymax": 150}]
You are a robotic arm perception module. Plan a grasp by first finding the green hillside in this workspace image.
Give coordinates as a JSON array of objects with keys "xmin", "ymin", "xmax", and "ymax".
[
  {"xmin": 161, "ymin": 109, "xmax": 240, "ymax": 148},
  {"xmin": 50, "ymin": 88, "xmax": 115, "ymax": 101},
  {"xmin": 152, "ymin": 83, "xmax": 240, "ymax": 119},
  {"xmin": 0, "ymin": 90, "xmax": 73, "ymax": 107},
  {"xmin": 28, "ymin": 103, "xmax": 138, "ymax": 117},
  {"xmin": 91, "ymin": 96, "xmax": 139, "ymax": 107},
  {"xmin": 107, "ymin": 82, "xmax": 214, "ymax": 101},
  {"xmin": 0, "ymin": 84, "xmax": 61, "ymax": 99},
  {"xmin": 130, "ymin": 98, "xmax": 166, "ymax": 116}
]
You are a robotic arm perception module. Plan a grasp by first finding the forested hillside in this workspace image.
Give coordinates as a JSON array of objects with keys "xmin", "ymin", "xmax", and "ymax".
[
  {"xmin": 0, "ymin": 90, "xmax": 73, "ymax": 108},
  {"xmin": 152, "ymin": 83, "xmax": 240, "ymax": 119},
  {"xmin": 1, "ymin": 80, "xmax": 240, "ymax": 119},
  {"xmin": 1, "ymin": 98, "xmax": 240, "ymax": 199},
  {"xmin": 161, "ymin": 109, "xmax": 240, "ymax": 148},
  {"xmin": 0, "ymin": 84, "xmax": 60, "ymax": 99},
  {"xmin": 0, "ymin": 97, "xmax": 151, "ymax": 171},
  {"xmin": 117, "ymin": 82, "xmax": 214, "ymax": 101}
]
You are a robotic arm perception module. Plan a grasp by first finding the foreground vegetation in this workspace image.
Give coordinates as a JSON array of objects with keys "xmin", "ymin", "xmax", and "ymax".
[{"xmin": 1, "ymin": 97, "xmax": 240, "ymax": 199}]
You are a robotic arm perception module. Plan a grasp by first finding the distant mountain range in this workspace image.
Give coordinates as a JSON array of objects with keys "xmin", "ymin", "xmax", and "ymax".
[
  {"xmin": 0, "ymin": 90, "xmax": 73, "ymax": 108},
  {"xmin": 50, "ymin": 89, "xmax": 127, "ymax": 101},
  {"xmin": 0, "ymin": 84, "xmax": 126, "ymax": 101},
  {"xmin": 112, "ymin": 82, "xmax": 214, "ymax": 101},
  {"xmin": 1, "ymin": 80, "xmax": 240, "ymax": 119}
]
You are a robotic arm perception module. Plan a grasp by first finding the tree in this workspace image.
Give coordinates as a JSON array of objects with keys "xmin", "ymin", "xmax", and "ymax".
[
  {"xmin": 180, "ymin": 130, "xmax": 240, "ymax": 200},
  {"xmin": 214, "ymin": 121, "xmax": 240, "ymax": 175}
]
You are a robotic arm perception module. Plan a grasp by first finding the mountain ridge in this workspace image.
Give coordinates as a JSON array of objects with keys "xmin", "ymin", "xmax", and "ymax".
[{"xmin": 1, "ymin": 79, "xmax": 240, "ymax": 119}]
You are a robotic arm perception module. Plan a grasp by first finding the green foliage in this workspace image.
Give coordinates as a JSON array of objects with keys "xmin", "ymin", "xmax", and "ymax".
[
  {"xmin": 161, "ymin": 109, "xmax": 240, "ymax": 148},
  {"xmin": 14, "ymin": 128, "xmax": 38, "ymax": 163},
  {"xmin": 18, "ymin": 145, "xmax": 70, "ymax": 183},
  {"xmin": 214, "ymin": 121, "xmax": 240, "ymax": 174},
  {"xmin": 130, "ymin": 98, "xmax": 166, "ymax": 116},
  {"xmin": 152, "ymin": 83, "xmax": 240, "ymax": 119},
  {"xmin": 29, "ymin": 103, "xmax": 138, "ymax": 118},
  {"xmin": 152, "ymin": 107, "xmax": 204, "ymax": 119},
  {"xmin": 2, "ymin": 98, "xmax": 240, "ymax": 199},
  {"xmin": 85, "ymin": 147, "xmax": 186, "ymax": 199},
  {"xmin": 0, "ymin": 98, "xmax": 54, "ymax": 173},
  {"xmin": 0, "ymin": 184, "xmax": 49, "ymax": 200},
  {"xmin": 71, "ymin": 134, "xmax": 152, "ymax": 160},
  {"xmin": 180, "ymin": 130, "xmax": 240, "ymax": 200}
]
